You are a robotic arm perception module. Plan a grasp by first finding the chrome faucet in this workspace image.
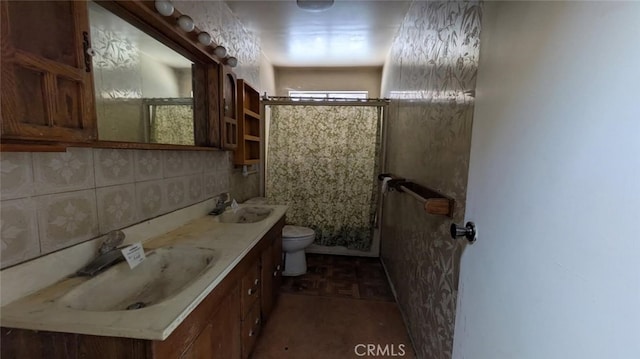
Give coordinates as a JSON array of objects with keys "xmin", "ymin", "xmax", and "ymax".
[
  {"xmin": 77, "ymin": 230, "xmax": 126, "ymax": 277},
  {"xmin": 209, "ymin": 193, "xmax": 231, "ymax": 215}
]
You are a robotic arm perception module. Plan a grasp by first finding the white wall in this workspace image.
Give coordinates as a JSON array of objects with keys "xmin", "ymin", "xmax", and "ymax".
[
  {"xmin": 453, "ymin": 2, "xmax": 640, "ymax": 358},
  {"xmin": 275, "ymin": 67, "xmax": 382, "ymax": 97}
]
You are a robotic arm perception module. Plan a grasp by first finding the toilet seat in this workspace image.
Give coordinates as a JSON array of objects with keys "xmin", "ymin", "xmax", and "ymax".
[{"xmin": 282, "ymin": 225, "xmax": 315, "ymax": 239}]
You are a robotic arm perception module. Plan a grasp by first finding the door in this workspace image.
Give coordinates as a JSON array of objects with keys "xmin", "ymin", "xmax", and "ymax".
[{"xmin": 452, "ymin": 2, "xmax": 640, "ymax": 358}]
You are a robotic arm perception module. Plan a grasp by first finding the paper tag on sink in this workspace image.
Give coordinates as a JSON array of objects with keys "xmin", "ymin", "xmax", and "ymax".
[{"xmin": 121, "ymin": 242, "xmax": 146, "ymax": 269}]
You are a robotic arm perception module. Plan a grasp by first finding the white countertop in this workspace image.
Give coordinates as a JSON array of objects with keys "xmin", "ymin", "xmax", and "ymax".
[{"xmin": 0, "ymin": 204, "xmax": 288, "ymax": 340}]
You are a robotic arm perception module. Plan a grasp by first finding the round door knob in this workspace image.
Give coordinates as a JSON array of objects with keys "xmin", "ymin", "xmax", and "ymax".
[
  {"xmin": 255, "ymin": 317, "xmax": 260, "ymax": 325},
  {"xmin": 86, "ymin": 47, "xmax": 96, "ymax": 57},
  {"xmin": 273, "ymin": 270, "xmax": 278, "ymax": 277},
  {"xmin": 248, "ymin": 288, "xmax": 254, "ymax": 295},
  {"xmin": 276, "ymin": 265, "xmax": 281, "ymax": 271},
  {"xmin": 248, "ymin": 330, "xmax": 255, "ymax": 337},
  {"xmin": 450, "ymin": 221, "xmax": 477, "ymax": 243},
  {"xmin": 254, "ymin": 278, "xmax": 259, "ymax": 285}
]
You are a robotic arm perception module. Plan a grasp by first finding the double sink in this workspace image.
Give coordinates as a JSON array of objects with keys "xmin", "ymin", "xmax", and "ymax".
[{"xmin": 61, "ymin": 206, "xmax": 273, "ymax": 312}]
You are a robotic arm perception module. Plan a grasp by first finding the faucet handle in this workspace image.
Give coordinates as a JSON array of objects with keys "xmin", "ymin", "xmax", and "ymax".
[{"xmin": 98, "ymin": 230, "xmax": 125, "ymax": 255}]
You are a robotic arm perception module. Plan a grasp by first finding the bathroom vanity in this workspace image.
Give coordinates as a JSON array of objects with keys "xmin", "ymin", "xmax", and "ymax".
[{"xmin": 0, "ymin": 204, "xmax": 286, "ymax": 359}]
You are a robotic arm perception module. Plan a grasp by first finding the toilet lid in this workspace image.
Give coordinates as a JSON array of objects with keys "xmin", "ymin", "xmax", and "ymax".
[{"xmin": 282, "ymin": 225, "xmax": 315, "ymax": 238}]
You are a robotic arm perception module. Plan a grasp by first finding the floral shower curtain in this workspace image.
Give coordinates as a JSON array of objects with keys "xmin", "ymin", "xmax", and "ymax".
[
  {"xmin": 266, "ymin": 105, "xmax": 381, "ymax": 250},
  {"xmin": 150, "ymin": 104, "xmax": 194, "ymax": 145}
]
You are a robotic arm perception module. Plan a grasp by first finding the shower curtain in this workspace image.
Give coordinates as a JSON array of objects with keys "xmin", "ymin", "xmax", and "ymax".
[
  {"xmin": 266, "ymin": 105, "xmax": 381, "ymax": 250},
  {"xmin": 150, "ymin": 104, "xmax": 194, "ymax": 145}
]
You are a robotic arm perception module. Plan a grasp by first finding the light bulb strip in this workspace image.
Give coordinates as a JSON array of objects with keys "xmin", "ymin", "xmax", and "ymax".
[{"xmin": 153, "ymin": 0, "xmax": 237, "ymax": 65}]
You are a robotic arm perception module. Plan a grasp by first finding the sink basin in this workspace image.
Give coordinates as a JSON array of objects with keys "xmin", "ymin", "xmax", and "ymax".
[
  {"xmin": 60, "ymin": 245, "xmax": 216, "ymax": 311},
  {"xmin": 216, "ymin": 206, "xmax": 272, "ymax": 223}
]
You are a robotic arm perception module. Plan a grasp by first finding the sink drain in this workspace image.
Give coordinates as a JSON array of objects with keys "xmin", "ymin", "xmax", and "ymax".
[{"xmin": 126, "ymin": 302, "xmax": 146, "ymax": 310}]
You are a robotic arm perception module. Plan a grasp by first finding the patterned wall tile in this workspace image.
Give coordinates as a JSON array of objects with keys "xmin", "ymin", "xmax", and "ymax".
[
  {"xmin": 35, "ymin": 189, "xmax": 99, "ymax": 253},
  {"xmin": 96, "ymin": 184, "xmax": 137, "ymax": 233},
  {"xmin": 186, "ymin": 174, "xmax": 204, "ymax": 204},
  {"xmin": 0, "ymin": 198, "xmax": 40, "ymax": 268},
  {"xmin": 203, "ymin": 151, "xmax": 226, "ymax": 174},
  {"xmin": 380, "ymin": 2, "xmax": 482, "ymax": 359},
  {"xmin": 33, "ymin": 148, "xmax": 95, "ymax": 195},
  {"xmin": 164, "ymin": 176, "xmax": 188, "ymax": 212},
  {"xmin": 184, "ymin": 151, "xmax": 204, "ymax": 175},
  {"xmin": 135, "ymin": 179, "xmax": 165, "ymax": 219},
  {"xmin": 163, "ymin": 151, "xmax": 185, "ymax": 178},
  {"xmin": 94, "ymin": 149, "xmax": 135, "ymax": 187},
  {"xmin": 1, "ymin": 152, "xmax": 33, "ymax": 200},
  {"xmin": 134, "ymin": 150, "xmax": 163, "ymax": 181}
]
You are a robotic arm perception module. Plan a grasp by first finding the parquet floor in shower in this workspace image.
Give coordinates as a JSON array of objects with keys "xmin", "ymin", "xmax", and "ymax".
[{"xmin": 280, "ymin": 254, "xmax": 395, "ymax": 302}]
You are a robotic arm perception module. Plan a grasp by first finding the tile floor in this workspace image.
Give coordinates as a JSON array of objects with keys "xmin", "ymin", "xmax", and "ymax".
[{"xmin": 252, "ymin": 254, "xmax": 416, "ymax": 359}]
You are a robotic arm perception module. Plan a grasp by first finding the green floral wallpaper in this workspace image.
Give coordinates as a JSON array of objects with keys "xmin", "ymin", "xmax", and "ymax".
[{"xmin": 266, "ymin": 105, "xmax": 381, "ymax": 250}]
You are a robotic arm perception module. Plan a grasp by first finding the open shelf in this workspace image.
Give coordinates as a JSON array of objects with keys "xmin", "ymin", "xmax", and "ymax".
[{"xmin": 234, "ymin": 79, "xmax": 262, "ymax": 165}]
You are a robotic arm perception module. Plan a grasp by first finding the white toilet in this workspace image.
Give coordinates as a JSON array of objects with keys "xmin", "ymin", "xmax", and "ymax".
[
  {"xmin": 282, "ymin": 225, "xmax": 315, "ymax": 276},
  {"xmin": 244, "ymin": 197, "xmax": 315, "ymax": 276}
]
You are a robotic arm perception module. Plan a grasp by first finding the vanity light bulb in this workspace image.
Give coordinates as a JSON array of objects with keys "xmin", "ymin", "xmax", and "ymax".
[
  {"xmin": 213, "ymin": 45, "xmax": 227, "ymax": 58},
  {"xmin": 177, "ymin": 15, "xmax": 195, "ymax": 32},
  {"xmin": 226, "ymin": 56, "xmax": 238, "ymax": 67},
  {"xmin": 197, "ymin": 32, "xmax": 212, "ymax": 46},
  {"xmin": 154, "ymin": 0, "xmax": 174, "ymax": 16}
]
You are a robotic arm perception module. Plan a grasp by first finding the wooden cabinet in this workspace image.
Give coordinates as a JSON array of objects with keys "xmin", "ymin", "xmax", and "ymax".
[
  {"xmin": 261, "ymin": 220, "xmax": 284, "ymax": 322},
  {"xmin": 1, "ymin": 1, "xmax": 97, "ymax": 142},
  {"xmin": 1, "ymin": 217, "xmax": 285, "ymax": 359},
  {"xmin": 234, "ymin": 79, "xmax": 262, "ymax": 165}
]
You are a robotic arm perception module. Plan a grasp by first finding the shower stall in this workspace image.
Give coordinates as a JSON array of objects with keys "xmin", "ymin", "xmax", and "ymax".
[{"xmin": 262, "ymin": 97, "xmax": 389, "ymax": 257}]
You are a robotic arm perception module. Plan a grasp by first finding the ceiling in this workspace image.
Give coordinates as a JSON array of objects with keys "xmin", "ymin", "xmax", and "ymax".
[{"xmin": 225, "ymin": 0, "xmax": 411, "ymax": 68}]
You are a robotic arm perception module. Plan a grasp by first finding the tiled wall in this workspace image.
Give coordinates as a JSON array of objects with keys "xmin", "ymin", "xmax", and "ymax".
[
  {"xmin": 0, "ymin": 149, "xmax": 230, "ymax": 269},
  {"xmin": 380, "ymin": 1, "xmax": 482, "ymax": 358}
]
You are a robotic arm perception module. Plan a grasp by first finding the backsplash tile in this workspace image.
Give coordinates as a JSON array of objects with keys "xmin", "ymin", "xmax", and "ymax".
[
  {"xmin": 135, "ymin": 179, "xmax": 164, "ymax": 219},
  {"xmin": 134, "ymin": 150, "xmax": 163, "ymax": 181},
  {"xmin": 0, "ymin": 198, "xmax": 39, "ymax": 268},
  {"xmin": 163, "ymin": 151, "xmax": 184, "ymax": 178},
  {"xmin": 96, "ymin": 184, "xmax": 137, "ymax": 233},
  {"xmin": 184, "ymin": 151, "xmax": 204, "ymax": 175},
  {"xmin": 0, "ymin": 152, "xmax": 33, "ymax": 200},
  {"xmin": 94, "ymin": 149, "xmax": 135, "ymax": 187},
  {"xmin": 187, "ymin": 174, "xmax": 204, "ymax": 203},
  {"xmin": 36, "ymin": 189, "xmax": 99, "ymax": 253},
  {"xmin": 33, "ymin": 148, "xmax": 95, "ymax": 195},
  {"xmin": 164, "ymin": 176, "xmax": 188, "ymax": 212}
]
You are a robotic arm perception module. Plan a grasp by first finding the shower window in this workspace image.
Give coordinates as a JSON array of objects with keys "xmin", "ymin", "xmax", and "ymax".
[{"xmin": 288, "ymin": 91, "xmax": 368, "ymax": 99}]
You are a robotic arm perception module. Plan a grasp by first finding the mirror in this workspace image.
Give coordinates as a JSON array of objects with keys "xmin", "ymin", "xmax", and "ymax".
[{"xmin": 88, "ymin": 2, "xmax": 195, "ymax": 146}]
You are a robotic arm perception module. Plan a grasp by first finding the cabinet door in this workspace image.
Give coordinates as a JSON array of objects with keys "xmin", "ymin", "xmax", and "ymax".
[
  {"xmin": 210, "ymin": 284, "xmax": 241, "ymax": 359},
  {"xmin": 220, "ymin": 66, "xmax": 237, "ymax": 150},
  {"xmin": 1, "ymin": 1, "xmax": 96, "ymax": 142},
  {"xmin": 261, "ymin": 242, "xmax": 275, "ymax": 321}
]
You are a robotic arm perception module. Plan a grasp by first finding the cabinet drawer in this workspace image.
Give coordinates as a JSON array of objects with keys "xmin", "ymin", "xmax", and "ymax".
[
  {"xmin": 240, "ymin": 301, "xmax": 261, "ymax": 359},
  {"xmin": 240, "ymin": 261, "xmax": 260, "ymax": 317}
]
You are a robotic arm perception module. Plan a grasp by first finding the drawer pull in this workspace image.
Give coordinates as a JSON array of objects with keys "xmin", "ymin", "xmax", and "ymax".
[
  {"xmin": 273, "ymin": 270, "xmax": 278, "ymax": 277},
  {"xmin": 255, "ymin": 317, "xmax": 261, "ymax": 325},
  {"xmin": 254, "ymin": 278, "xmax": 259, "ymax": 286},
  {"xmin": 276, "ymin": 264, "xmax": 281, "ymax": 271},
  {"xmin": 248, "ymin": 288, "xmax": 254, "ymax": 295},
  {"xmin": 249, "ymin": 330, "xmax": 255, "ymax": 337}
]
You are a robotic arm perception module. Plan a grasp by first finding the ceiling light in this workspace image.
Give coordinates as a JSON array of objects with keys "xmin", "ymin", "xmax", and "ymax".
[{"xmin": 296, "ymin": 0, "xmax": 334, "ymax": 12}]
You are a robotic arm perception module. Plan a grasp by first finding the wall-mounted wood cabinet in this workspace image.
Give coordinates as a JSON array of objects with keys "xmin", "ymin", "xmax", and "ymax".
[
  {"xmin": 0, "ymin": 1, "xmax": 97, "ymax": 142},
  {"xmin": 234, "ymin": 79, "xmax": 262, "ymax": 165},
  {"xmin": 1, "ymin": 0, "xmax": 234, "ymax": 151}
]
